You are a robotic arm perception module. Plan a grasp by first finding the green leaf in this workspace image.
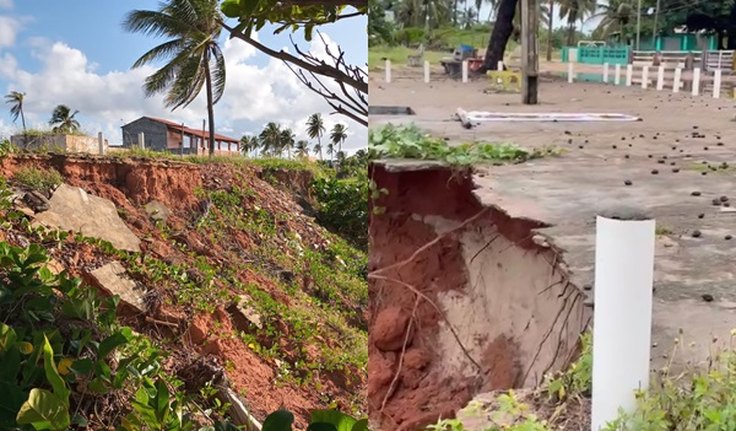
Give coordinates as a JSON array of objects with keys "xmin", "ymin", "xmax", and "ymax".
[
  {"xmin": 0, "ymin": 323, "xmax": 17, "ymax": 352},
  {"xmin": 41, "ymin": 336, "xmax": 69, "ymax": 402},
  {"xmin": 154, "ymin": 379, "xmax": 170, "ymax": 424},
  {"xmin": 220, "ymin": 0, "xmax": 242, "ymax": 17},
  {"xmin": 70, "ymin": 358, "xmax": 94, "ymax": 375},
  {"xmin": 262, "ymin": 409, "xmax": 295, "ymax": 431},
  {"xmin": 310, "ymin": 410, "xmax": 356, "ymax": 431},
  {"xmin": 306, "ymin": 423, "xmax": 338, "ymax": 431},
  {"xmin": 16, "ymin": 388, "xmax": 71, "ymax": 431},
  {"xmin": 98, "ymin": 329, "xmax": 131, "ymax": 359}
]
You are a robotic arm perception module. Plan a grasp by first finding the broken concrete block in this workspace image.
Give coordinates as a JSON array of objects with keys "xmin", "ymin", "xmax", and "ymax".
[
  {"xmin": 87, "ymin": 261, "xmax": 147, "ymax": 313},
  {"xmin": 227, "ymin": 295, "xmax": 263, "ymax": 330},
  {"xmin": 33, "ymin": 184, "xmax": 141, "ymax": 252},
  {"xmin": 144, "ymin": 200, "xmax": 171, "ymax": 222}
]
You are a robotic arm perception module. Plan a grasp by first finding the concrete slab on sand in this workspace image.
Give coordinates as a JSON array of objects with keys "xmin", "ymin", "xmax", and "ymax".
[
  {"xmin": 34, "ymin": 184, "xmax": 141, "ymax": 252},
  {"xmin": 371, "ymin": 71, "xmax": 736, "ymax": 372}
]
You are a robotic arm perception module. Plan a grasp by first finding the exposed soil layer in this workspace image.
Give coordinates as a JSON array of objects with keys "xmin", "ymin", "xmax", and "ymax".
[
  {"xmin": 0, "ymin": 154, "xmax": 366, "ymax": 428},
  {"xmin": 368, "ymin": 162, "xmax": 590, "ymax": 431}
]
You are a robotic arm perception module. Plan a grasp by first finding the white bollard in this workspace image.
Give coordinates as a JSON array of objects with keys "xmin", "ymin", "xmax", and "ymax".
[
  {"xmin": 603, "ymin": 63, "xmax": 609, "ymax": 83},
  {"xmin": 385, "ymin": 59, "xmax": 391, "ymax": 83},
  {"xmin": 497, "ymin": 60, "xmax": 504, "ymax": 71},
  {"xmin": 424, "ymin": 60, "xmax": 430, "ymax": 83},
  {"xmin": 656, "ymin": 66, "xmax": 664, "ymax": 91},
  {"xmin": 614, "ymin": 64, "xmax": 621, "ymax": 85},
  {"xmin": 138, "ymin": 132, "xmax": 145, "ymax": 149},
  {"xmin": 625, "ymin": 65, "xmax": 633, "ymax": 86},
  {"xmin": 641, "ymin": 65, "xmax": 649, "ymax": 89},
  {"xmin": 568, "ymin": 62, "xmax": 574, "ymax": 83},
  {"xmin": 713, "ymin": 69, "xmax": 722, "ymax": 99},
  {"xmin": 673, "ymin": 68, "xmax": 682, "ymax": 93},
  {"xmin": 692, "ymin": 67, "xmax": 701, "ymax": 96},
  {"xmin": 591, "ymin": 215, "xmax": 655, "ymax": 431},
  {"xmin": 462, "ymin": 60, "xmax": 469, "ymax": 83},
  {"xmin": 97, "ymin": 132, "xmax": 105, "ymax": 156}
]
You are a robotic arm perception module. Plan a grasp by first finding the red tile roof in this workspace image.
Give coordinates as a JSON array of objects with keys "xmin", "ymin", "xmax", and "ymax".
[{"xmin": 145, "ymin": 116, "xmax": 239, "ymax": 143}]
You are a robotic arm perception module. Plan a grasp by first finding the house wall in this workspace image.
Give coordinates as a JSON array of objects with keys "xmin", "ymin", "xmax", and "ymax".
[
  {"xmin": 10, "ymin": 134, "xmax": 106, "ymax": 154},
  {"xmin": 121, "ymin": 118, "xmax": 168, "ymax": 150}
]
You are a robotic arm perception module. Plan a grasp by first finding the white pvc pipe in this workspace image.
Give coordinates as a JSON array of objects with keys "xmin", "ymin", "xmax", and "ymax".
[
  {"xmin": 641, "ymin": 65, "xmax": 649, "ymax": 89},
  {"xmin": 568, "ymin": 62, "xmax": 574, "ymax": 83},
  {"xmin": 385, "ymin": 59, "xmax": 391, "ymax": 83},
  {"xmin": 424, "ymin": 61, "xmax": 430, "ymax": 83},
  {"xmin": 497, "ymin": 60, "xmax": 504, "ymax": 71},
  {"xmin": 614, "ymin": 64, "xmax": 621, "ymax": 85},
  {"xmin": 603, "ymin": 63, "xmax": 609, "ymax": 83},
  {"xmin": 626, "ymin": 65, "xmax": 633, "ymax": 86},
  {"xmin": 98, "ymin": 132, "xmax": 104, "ymax": 155},
  {"xmin": 462, "ymin": 60, "xmax": 469, "ymax": 83},
  {"xmin": 713, "ymin": 69, "xmax": 722, "ymax": 99},
  {"xmin": 692, "ymin": 67, "xmax": 700, "ymax": 96},
  {"xmin": 673, "ymin": 68, "xmax": 682, "ymax": 93},
  {"xmin": 591, "ymin": 215, "xmax": 655, "ymax": 431},
  {"xmin": 656, "ymin": 66, "xmax": 664, "ymax": 91}
]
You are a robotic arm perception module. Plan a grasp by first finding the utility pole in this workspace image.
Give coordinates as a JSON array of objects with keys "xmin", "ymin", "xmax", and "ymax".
[
  {"xmin": 652, "ymin": 0, "xmax": 661, "ymax": 48},
  {"xmin": 635, "ymin": 0, "xmax": 642, "ymax": 50},
  {"xmin": 521, "ymin": 0, "xmax": 539, "ymax": 104},
  {"xmin": 546, "ymin": 0, "xmax": 554, "ymax": 62}
]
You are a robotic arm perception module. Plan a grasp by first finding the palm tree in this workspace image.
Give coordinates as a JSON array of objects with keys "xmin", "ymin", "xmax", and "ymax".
[
  {"xmin": 5, "ymin": 91, "xmax": 26, "ymax": 132},
  {"xmin": 306, "ymin": 113, "xmax": 325, "ymax": 161},
  {"xmin": 326, "ymin": 142, "xmax": 335, "ymax": 163},
  {"xmin": 124, "ymin": 0, "xmax": 225, "ymax": 157},
  {"xmin": 329, "ymin": 123, "xmax": 348, "ymax": 156},
  {"xmin": 259, "ymin": 122, "xmax": 282, "ymax": 157},
  {"xmin": 280, "ymin": 128, "xmax": 295, "ymax": 159},
  {"xmin": 295, "ymin": 140, "xmax": 309, "ymax": 158},
  {"xmin": 49, "ymin": 105, "xmax": 81, "ymax": 134},
  {"xmin": 240, "ymin": 134, "xmax": 259, "ymax": 157},
  {"xmin": 558, "ymin": 0, "xmax": 596, "ymax": 45},
  {"xmin": 588, "ymin": 0, "xmax": 634, "ymax": 43}
]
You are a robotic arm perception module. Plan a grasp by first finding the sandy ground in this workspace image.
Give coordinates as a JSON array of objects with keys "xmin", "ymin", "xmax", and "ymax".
[{"xmin": 369, "ymin": 65, "xmax": 736, "ymax": 374}]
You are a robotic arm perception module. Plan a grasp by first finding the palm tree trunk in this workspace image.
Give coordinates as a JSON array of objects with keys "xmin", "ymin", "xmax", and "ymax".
[
  {"xmin": 204, "ymin": 50, "xmax": 216, "ymax": 157},
  {"xmin": 318, "ymin": 136, "xmax": 323, "ymax": 160},
  {"xmin": 546, "ymin": 0, "xmax": 554, "ymax": 61},
  {"xmin": 20, "ymin": 108, "xmax": 26, "ymax": 133},
  {"xmin": 483, "ymin": 0, "xmax": 518, "ymax": 71}
]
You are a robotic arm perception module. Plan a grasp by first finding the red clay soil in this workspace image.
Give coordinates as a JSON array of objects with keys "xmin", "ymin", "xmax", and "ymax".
[
  {"xmin": 0, "ymin": 154, "xmax": 363, "ymax": 428},
  {"xmin": 367, "ymin": 163, "xmax": 548, "ymax": 431}
]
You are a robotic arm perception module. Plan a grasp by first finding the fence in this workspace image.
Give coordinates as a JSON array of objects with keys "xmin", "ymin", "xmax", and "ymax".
[{"xmin": 562, "ymin": 46, "xmax": 631, "ymax": 65}]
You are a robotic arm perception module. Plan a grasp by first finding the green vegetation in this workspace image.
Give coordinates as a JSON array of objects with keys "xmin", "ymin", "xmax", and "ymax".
[
  {"xmin": 262, "ymin": 409, "xmax": 368, "ymax": 431},
  {"xmin": 12, "ymin": 166, "xmax": 63, "ymax": 193},
  {"xmin": 49, "ymin": 105, "xmax": 81, "ymax": 134},
  {"xmin": 369, "ymin": 124, "xmax": 559, "ymax": 166}
]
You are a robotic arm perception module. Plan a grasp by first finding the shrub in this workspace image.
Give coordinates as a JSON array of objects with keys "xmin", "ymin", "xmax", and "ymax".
[
  {"xmin": 13, "ymin": 166, "xmax": 63, "ymax": 193},
  {"xmin": 311, "ymin": 176, "xmax": 368, "ymax": 250}
]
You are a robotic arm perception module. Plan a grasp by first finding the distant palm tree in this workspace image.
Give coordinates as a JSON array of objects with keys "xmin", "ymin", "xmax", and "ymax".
[
  {"xmin": 259, "ymin": 122, "xmax": 282, "ymax": 157},
  {"xmin": 330, "ymin": 123, "xmax": 348, "ymax": 155},
  {"xmin": 588, "ymin": 0, "xmax": 633, "ymax": 43},
  {"xmin": 124, "ymin": 0, "xmax": 225, "ymax": 157},
  {"xmin": 306, "ymin": 113, "xmax": 325, "ymax": 161},
  {"xmin": 558, "ymin": 0, "xmax": 596, "ymax": 44},
  {"xmin": 280, "ymin": 128, "xmax": 295, "ymax": 159},
  {"xmin": 49, "ymin": 105, "xmax": 81, "ymax": 134},
  {"xmin": 4, "ymin": 91, "xmax": 26, "ymax": 132},
  {"xmin": 240, "ymin": 134, "xmax": 258, "ymax": 156},
  {"xmin": 326, "ymin": 142, "xmax": 335, "ymax": 163},
  {"xmin": 295, "ymin": 140, "xmax": 309, "ymax": 158}
]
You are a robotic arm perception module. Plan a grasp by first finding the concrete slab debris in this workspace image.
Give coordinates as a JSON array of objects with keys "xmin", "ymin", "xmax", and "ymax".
[{"xmin": 87, "ymin": 261, "xmax": 148, "ymax": 313}]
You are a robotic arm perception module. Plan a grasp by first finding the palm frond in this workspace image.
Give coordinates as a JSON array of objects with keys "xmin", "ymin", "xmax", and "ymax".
[
  {"xmin": 132, "ymin": 38, "xmax": 187, "ymax": 68},
  {"xmin": 209, "ymin": 44, "xmax": 226, "ymax": 105}
]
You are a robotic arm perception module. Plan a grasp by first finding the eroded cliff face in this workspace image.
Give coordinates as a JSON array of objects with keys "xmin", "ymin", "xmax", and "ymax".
[{"xmin": 368, "ymin": 161, "xmax": 591, "ymax": 431}]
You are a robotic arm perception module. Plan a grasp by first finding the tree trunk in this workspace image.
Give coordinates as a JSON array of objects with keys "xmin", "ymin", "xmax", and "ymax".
[
  {"xmin": 546, "ymin": 0, "xmax": 554, "ymax": 61},
  {"xmin": 203, "ymin": 49, "xmax": 216, "ymax": 157},
  {"xmin": 20, "ymin": 108, "xmax": 26, "ymax": 133},
  {"xmin": 483, "ymin": 0, "xmax": 518, "ymax": 71}
]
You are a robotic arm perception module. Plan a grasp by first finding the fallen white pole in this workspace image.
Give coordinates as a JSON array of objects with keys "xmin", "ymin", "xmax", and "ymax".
[
  {"xmin": 385, "ymin": 59, "xmax": 391, "ymax": 83},
  {"xmin": 568, "ymin": 62, "xmax": 574, "ymax": 83},
  {"xmin": 692, "ymin": 67, "xmax": 700, "ymax": 96},
  {"xmin": 462, "ymin": 60, "xmax": 469, "ymax": 83},
  {"xmin": 591, "ymin": 215, "xmax": 655, "ymax": 431},
  {"xmin": 614, "ymin": 64, "xmax": 621, "ymax": 85},
  {"xmin": 641, "ymin": 65, "xmax": 649, "ymax": 89},
  {"xmin": 656, "ymin": 66, "xmax": 664, "ymax": 91},
  {"xmin": 713, "ymin": 69, "xmax": 722, "ymax": 99},
  {"xmin": 626, "ymin": 65, "xmax": 633, "ymax": 86},
  {"xmin": 673, "ymin": 68, "xmax": 682, "ymax": 93},
  {"xmin": 497, "ymin": 60, "xmax": 504, "ymax": 71},
  {"xmin": 424, "ymin": 61, "xmax": 430, "ymax": 83},
  {"xmin": 603, "ymin": 63, "xmax": 609, "ymax": 83}
]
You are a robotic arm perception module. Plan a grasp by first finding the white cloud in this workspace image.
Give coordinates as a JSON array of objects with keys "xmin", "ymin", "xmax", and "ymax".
[
  {"xmin": 0, "ymin": 16, "xmax": 21, "ymax": 46},
  {"xmin": 0, "ymin": 33, "xmax": 366, "ymax": 152},
  {"xmin": 0, "ymin": 0, "xmax": 12, "ymax": 10}
]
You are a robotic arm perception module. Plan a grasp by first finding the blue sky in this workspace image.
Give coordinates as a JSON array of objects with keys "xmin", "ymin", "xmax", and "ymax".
[{"xmin": 0, "ymin": 0, "xmax": 367, "ymax": 151}]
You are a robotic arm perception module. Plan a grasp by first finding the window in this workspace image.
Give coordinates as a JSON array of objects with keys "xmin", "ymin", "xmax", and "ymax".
[{"xmin": 183, "ymin": 135, "xmax": 191, "ymax": 149}]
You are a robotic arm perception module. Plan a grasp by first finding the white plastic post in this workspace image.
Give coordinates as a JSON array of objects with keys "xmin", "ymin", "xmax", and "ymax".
[
  {"xmin": 138, "ymin": 132, "xmax": 145, "ymax": 149},
  {"xmin": 713, "ymin": 69, "xmax": 722, "ymax": 99},
  {"xmin": 424, "ymin": 61, "xmax": 430, "ymax": 83},
  {"xmin": 591, "ymin": 215, "xmax": 655, "ymax": 431},
  {"xmin": 385, "ymin": 59, "xmax": 391, "ymax": 83},
  {"xmin": 603, "ymin": 63, "xmax": 609, "ymax": 83},
  {"xmin": 614, "ymin": 64, "xmax": 621, "ymax": 85},
  {"xmin": 641, "ymin": 65, "xmax": 649, "ymax": 89},
  {"xmin": 568, "ymin": 62, "xmax": 574, "ymax": 83},
  {"xmin": 692, "ymin": 67, "xmax": 701, "ymax": 96},
  {"xmin": 626, "ymin": 65, "xmax": 633, "ymax": 86},
  {"xmin": 462, "ymin": 60, "xmax": 469, "ymax": 83},
  {"xmin": 97, "ymin": 132, "xmax": 104, "ymax": 156},
  {"xmin": 673, "ymin": 68, "xmax": 682, "ymax": 93},
  {"xmin": 656, "ymin": 66, "xmax": 664, "ymax": 91},
  {"xmin": 497, "ymin": 60, "xmax": 504, "ymax": 71}
]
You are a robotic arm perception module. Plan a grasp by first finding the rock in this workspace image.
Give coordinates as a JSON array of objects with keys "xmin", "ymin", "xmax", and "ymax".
[
  {"xmin": 701, "ymin": 294, "xmax": 714, "ymax": 302},
  {"xmin": 144, "ymin": 200, "xmax": 171, "ymax": 222},
  {"xmin": 33, "ymin": 184, "xmax": 141, "ymax": 252},
  {"xmin": 276, "ymin": 269, "xmax": 294, "ymax": 284},
  {"xmin": 373, "ymin": 306, "xmax": 412, "ymax": 351},
  {"xmin": 46, "ymin": 258, "xmax": 65, "ymax": 275},
  {"xmin": 227, "ymin": 295, "xmax": 263, "ymax": 330},
  {"xmin": 691, "ymin": 230, "xmax": 702, "ymax": 238},
  {"xmin": 87, "ymin": 261, "xmax": 148, "ymax": 313},
  {"xmin": 23, "ymin": 191, "xmax": 50, "ymax": 212}
]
